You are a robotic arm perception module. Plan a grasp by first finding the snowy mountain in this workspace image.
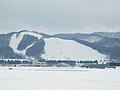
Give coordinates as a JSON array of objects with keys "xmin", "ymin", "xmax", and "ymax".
[
  {"xmin": 54, "ymin": 33, "xmax": 120, "ymax": 60},
  {"xmin": 92, "ymin": 32, "xmax": 120, "ymax": 39},
  {"xmin": 0, "ymin": 30, "xmax": 120, "ymax": 61}
]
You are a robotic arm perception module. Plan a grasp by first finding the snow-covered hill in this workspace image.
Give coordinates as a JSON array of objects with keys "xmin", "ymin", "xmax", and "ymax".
[
  {"xmin": 1, "ymin": 30, "xmax": 120, "ymax": 60},
  {"xmin": 9, "ymin": 31, "xmax": 42, "ymax": 55},
  {"xmin": 41, "ymin": 38, "xmax": 106, "ymax": 61}
]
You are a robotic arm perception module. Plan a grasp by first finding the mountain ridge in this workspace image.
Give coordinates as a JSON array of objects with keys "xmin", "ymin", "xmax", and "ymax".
[{"xmin": 0, "ymin": 30, "xmax": 120, "ymax": 61}]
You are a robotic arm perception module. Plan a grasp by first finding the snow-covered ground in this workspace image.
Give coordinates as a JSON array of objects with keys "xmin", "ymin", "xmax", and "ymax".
[
  {"xmin": 9, "ymin": 31, "xmax": 42, "ymax": 55},
  {"xmin": 0, "ymin": 67, "xmax": 120, "ymax": 90},
  {"xmin": 42, "ymin": 38, "xmax": 106, "ymax": 61}
]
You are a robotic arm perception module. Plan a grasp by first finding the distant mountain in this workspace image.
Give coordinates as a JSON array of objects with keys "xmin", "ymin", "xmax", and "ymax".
[
  {"xmin": 91, "ymin": 32, "xmax": 120, "ymax": 39},
  {"xmin": 0, "ymin": 30, "xmax": 120, "ymax": 61}
]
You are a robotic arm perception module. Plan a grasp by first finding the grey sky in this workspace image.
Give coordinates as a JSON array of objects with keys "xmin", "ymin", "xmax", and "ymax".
[{"xmin": 0, "ymin": 0, "xmax": 120, "ymax": 34}]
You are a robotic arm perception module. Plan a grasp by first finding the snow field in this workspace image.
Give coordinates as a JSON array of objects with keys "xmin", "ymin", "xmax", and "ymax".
[
  {"xmin": 0, "ymin": 67, "xmax": 120, "ymax": 90},
  {"xmin": 42, "ymin": 38, "xmax": 106, "ymax": 61}
]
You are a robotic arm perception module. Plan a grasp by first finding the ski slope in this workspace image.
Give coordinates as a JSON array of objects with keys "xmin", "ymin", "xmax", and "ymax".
[
  {"xmin": 42, "ymin": 38, "xmax": 106, "ymax": 61},
  {"xmin": 9, "ymin": 31, "xmax": 42, "ymax": 55}
]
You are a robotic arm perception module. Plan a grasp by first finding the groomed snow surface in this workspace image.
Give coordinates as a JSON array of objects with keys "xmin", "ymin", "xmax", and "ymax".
[
  {"xmin": 9, "ymin": 31, "xmax": 42, "ymax": 55},
  {"xmin": 0, "ymin": 67, "xmax": 120, "ymax": 90},
  {"xmin": 42, "ymin": 38, "xmax": 106, "ymax": 61}
]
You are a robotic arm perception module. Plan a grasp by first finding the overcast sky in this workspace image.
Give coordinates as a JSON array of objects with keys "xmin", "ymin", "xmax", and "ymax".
[{"xmin": 0, "ymin": 0, "xmax": 120, "ymax": 34}]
